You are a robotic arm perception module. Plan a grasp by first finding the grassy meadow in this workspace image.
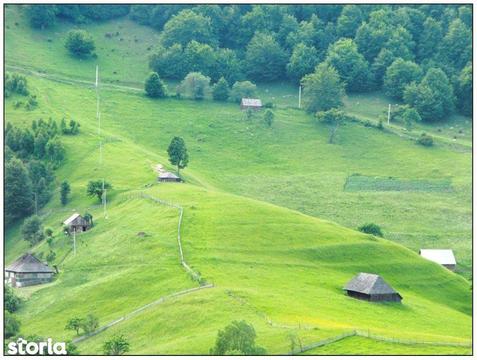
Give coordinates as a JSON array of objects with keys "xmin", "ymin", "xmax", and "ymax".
[{"xmin": 4, "ymin": 4, "xmax": 472, "ymax": 355}]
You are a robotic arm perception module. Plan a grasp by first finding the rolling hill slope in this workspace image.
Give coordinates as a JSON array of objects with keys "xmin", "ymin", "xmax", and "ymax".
[{"xmin": 4, "ymin": 6, "xmax": 472, "ymax": 355}]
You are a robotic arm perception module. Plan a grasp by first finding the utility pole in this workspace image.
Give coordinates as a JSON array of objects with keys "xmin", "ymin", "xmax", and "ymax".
[
  {"xmin": 34, "ymin": 192, "xmax": 38, "ymax": 215},
  {"xmin": 298, "ymin": 85, "xmax": 302, "ymax": 109},
  {"xmin": 73, "ymin": 227, "xmax": 76, "ymax": 256},
  {"xmin": 387, "ymin": 104, "xmax": 391, "ymax": 125}
]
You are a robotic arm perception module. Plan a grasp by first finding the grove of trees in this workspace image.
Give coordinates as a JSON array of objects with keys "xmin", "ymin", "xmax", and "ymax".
[{"xmin": 26, "ymin": 4, "xmax": 471, "ymax": 121}]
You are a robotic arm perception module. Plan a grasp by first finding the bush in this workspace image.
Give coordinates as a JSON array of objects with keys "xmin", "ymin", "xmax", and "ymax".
[
  {"xmin": 263, "ymin": 102, "xmax": 274, "ymax": 109},
  {"xmin": 210, "ymin": 320, "xmax": 266, "ymax": 355},
  {"xmin": 5, "ymin": 72, "xmax": 29, "ymax": 96},
  {"xmin": 229, "ymin": 81, "xmax": 257, "ymax": 103},
  {"xmin": 144, "ymin": 72, "xmax": 167, "ymax": 98},
  {"xmin": 5, "ymin": 286, "xmax": 21, "ymax": 313},
  {"xmin": 358, "ymin": 223, "xmax": 383, "ymax": 237},
  {"xmin": 5, "ymin": 311, "xmax": 21, "ymax": 339},
  {"xmin": 21, "ymin": 215, "xmax": 45, "ymax": 246},
  {"xmin": 64, "ymin": 30, "xmax": 95, "ymax": 58},
  {"xmin": 212, "ymin": 77, "xmax": 229, "ymax": 101},
  {"xmin": 178, "ymin": 72, "xmax": 210, "ymax": 100},
  {"xmin": 417, "ymin": 133, "xmax": 433, "ymax": 147}
]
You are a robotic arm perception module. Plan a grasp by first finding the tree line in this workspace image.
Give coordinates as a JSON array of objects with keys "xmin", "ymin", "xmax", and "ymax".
[{"xmin": 26, "ymin": 4, "xmax": 471, "ymax": 118}]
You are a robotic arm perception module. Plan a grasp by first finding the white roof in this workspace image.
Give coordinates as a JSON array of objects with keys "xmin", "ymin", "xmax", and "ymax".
[
  {"xmin": 159, "ymin": 172, "xmax": 179, "ymax": 179},
  {"xmin": 63, "ymin": 213, "xmax": 81, "ymax": 225},
  {"xmin": 419, "ymin": 249, "xmax": 456, "ymax": 265},
  {"xmin": 241, "ymin": 98, "xmax": 262, "ymax": 107}
]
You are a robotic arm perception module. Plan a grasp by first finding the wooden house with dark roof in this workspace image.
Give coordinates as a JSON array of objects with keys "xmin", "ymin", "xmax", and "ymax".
[
  {"xmin": 5, "ymin": 253, "xmax": 55, "ymax": 288},
  {"xmin": 63, "ymin": 213, "xmax": 90, "ymax": 233},
  {"xmin": 343, "ymin": 273, "xmax": 402, "ymax": 302},
  {"xmin": 158, "ymin": 171, "xmax": 182, "ymax": 183}
]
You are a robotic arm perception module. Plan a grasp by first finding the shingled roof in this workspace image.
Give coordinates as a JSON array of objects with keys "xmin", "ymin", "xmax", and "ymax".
[
  {"xmin": 343, "ymin": 273, "xmax": 399, "ymax": 295},
  {"xmin": 5, "ymin": 253, "xmax": 55, "ymax": 274}
]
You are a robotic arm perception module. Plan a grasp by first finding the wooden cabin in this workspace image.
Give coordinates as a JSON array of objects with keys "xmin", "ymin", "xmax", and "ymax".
[
  {"xmin": 5, "ymin": 253, "xmax": 55, "ymax": 288},
  {"xmin": 419, "ymin": 249, "xmax": 456, "ymax": 271},
  {"xmin": 158, "ymin": 172, "xmax": 182, "ymax": 182},
  {"xmin": 63, "ymin": 213, "xmax": 90, "ymax": 233},
  {"xmin": 343, "ymin": 272, "xmax": 402, "ymax": 302},
  {"xmin": 240, "ymin": 98, "xmax": 262, "ymax": 110}
]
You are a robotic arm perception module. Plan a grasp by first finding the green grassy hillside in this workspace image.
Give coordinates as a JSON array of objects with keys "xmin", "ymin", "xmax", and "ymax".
[{"xmin": 4, "ymin": 5, "xmax": 472, "ymax": 355}]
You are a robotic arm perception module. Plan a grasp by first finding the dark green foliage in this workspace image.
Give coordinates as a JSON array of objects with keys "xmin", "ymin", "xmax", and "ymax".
[
  {"xmin": 5, "ymin": 311, "xmax": 21, "ymax": 339},
  {"xmin": 315, "ymin": 108, "xmax": 346, "ymax": 144},
  {"xmin": 144, "ymin": 72, "xmax": 167, "ymax": 98},
  {"xmin": 358, "ymin": 223, "xmax": 383, "ymax": 237},
  {"xmin": 149, "ymin": 44, "xmax": 187, "ymax": 80},
  {"xmin": 4, "ymin": 286, "xmax": 21, "ymax": 313},
  {"xmin": 60, "ymin": 180, "xmax": 71, "ymax": 206},
  {"xmin": 301, "ymin": 63, "xmax": 345, "ymax": 113},
  {"xmin": 46, "ymin": 250, "xmax": 56, "ymax": 263},
  {"xmin": 21, "ymin": 215, "xmax": 45, "ymax": 246},
  {"xmin": 5, "ymin": 158, "xmax": 34, "ymax": 223},
  {"xmin": 439, "ymin": 19, "xmax": 471, "ymax": 71},
  {"xmin": 403, "ymin": 68, "xmax": 455, "ymax": 122},
  {"xmin": 83, "ymin": 212, "xmax": 94, "ymax": 227},
  {"xmin": 229, "ymin": 81, "xmax": 257, "ymax": 103},
  {"xmin": 286, "ymin": 43, "xmax": 319, "ymax": 83},
  {"xmin": 60, "ymin": 118, "xmax": 81, "ymax": 135},
  {"xmin": 179, "ymin": 72, "xmax": 210, "ymax": 100},
  {"xmin": 103, "ymin": 334, "xmax": 130, "ymax": 355},
  {"xmin": 54, "ymin": 5, "xmax": 129, "ymax": 23},
  {"xmin": 263, "ymin": 109, "xmax": 274, "ymax": 127},
  {"xmin": 66, "ymin": 341, "xmax": 80, "ymax": 355},
  {"xmin": 245, "ymin": 32, "xmax": 287, "ymax": 82},
  {"xmin": 5, "ymin": 72, "xmax": 29, "ymax": 97},
  {"xmin": 325, "ymin": 38, "xmax": 370, "ymax": 92},
  {"xmin": 336, "ymin": 5, "xmax": 364, "ymax": 38},
  {"xmin": 455, "ymin": 63, "xmax": 472, "ymax": 116},
  {"xmin": 210, "ymin": 320, "xmax": 266, "ymax": 355},
  {"xmin": 167, "ymin": 136, "xmax": 189, "ymax": 175},
  {"xmin": 64, "ymin": 30, "xmax": 96, "ymax": 58},
  {"xmin": 401, "ymin": 107, "xmax": 422, "ymax": 130},
  {"xmin": 383, "ymin": 59, "xmax": 422, "ymax": 100},
  {"xmin": 417, "ymin": 17, "xmax": 443, "ymax": 62},
  {"xmin": 212, "ymin": 77, "xmax": 230, "ymax": 101},
  {"xmin": 86, "ymin": 180, "xmax": 112, "ymax": 202},
  {"xmin": 26, "ymin": 5, "xmax": 57, "ymax": 29},
  {"xmin": 160, "ymin": 9, "xmax": 217, "ymax": 47},
  {"xmin": 45, "ymin": 137, "xmax": 66, "ymax": 165},
  {"xmin": 417, "ymin": 133, "xmax": 434, "ymax": 147}
]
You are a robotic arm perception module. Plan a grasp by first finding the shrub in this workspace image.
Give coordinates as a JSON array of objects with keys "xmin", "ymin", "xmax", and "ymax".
[
  {"xmin": 417, "ymin": 133, "xmax": 434, "ymax": 147},
  {"xmin": 144, "ymin": 72, "xmax": 167, "ymax": 98},
  {"xmin": 263, "ymin": 109, "xmax": 274, "ymax": 127},
  {"xmin": 5, "ymin": 286, "xmax": 21, "ymax": 313},
  {"xmin": 212, "ymin": 77, "xmax": 230, "ymax": 101},
  {"xmin": 21, "ymin": 215, "xmax": 45, "ymax": 246},
  {"xmin": 229, "ymin": 81, "xmax": 257, "ymax": 103},
  {"xmin": 65, "ymin": 30, "xmax": 95, "ymax": 58},
  {"xmin": 358, "ymin": 223, "xmax": 383, "ymax": 237},
  {"xmin": 179, "ymin": 72, "xmax": 210, "ymax": 100},
  {"xmin": 210, "ymin": 320, "xmax": 266, "ymax": 355}
]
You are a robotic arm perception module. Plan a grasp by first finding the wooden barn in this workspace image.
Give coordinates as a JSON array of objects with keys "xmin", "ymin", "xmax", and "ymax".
[
  {"xmin": 5, "ymin": 253, "xmax": 55, "ymax": 288},
  {"xmin": 343, "ymin": 273, "xmax": 402, "ymax": 302},
  {"xmin": 158, "ymin": 172, "xmax": 182, "ymax": 182},
  {"xmin": 63, "ymin": 213, "xmax": 90, "ymax": 233},
  {"xmin": 419, "ymin": 249, "xmax": 456, "ymax": 271},
  {"xmin": 240, "ymin": 98, "xmax": 262, "ymax": 110}
]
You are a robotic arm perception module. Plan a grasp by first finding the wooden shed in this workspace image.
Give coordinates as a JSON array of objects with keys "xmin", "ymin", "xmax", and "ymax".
[
  {"xmin": 240, "ymin": 98, "xmax": 262, "ymax": 110},
  {"xmin": 419, "ymin": 249, "xmax": 456, "ymax": 271},
  {"xmin": 343, "ymin": 273, "xmax": 402, "ymax": 302},
  {"xmin": 5, "ymin": 253, "xmax": 55, "ymax": 288},
  {"xmin": 158, "ymin": 172, "xmax": 182, "ymax": 182},
  {"xmin": 63, "ymin": 213, "xmax": 90, "ymax": 233}
]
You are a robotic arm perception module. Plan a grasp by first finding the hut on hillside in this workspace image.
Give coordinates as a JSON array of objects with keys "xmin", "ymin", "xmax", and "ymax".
[
  {"xmin": 419, "ymin": 249, "xmax": 456, "ymax": 271},
  {"xmin": 158, "ymin": 172, "xmax": 182, "ymax": 183},
  {"xmin": 63, "ymin": 213, "xmax": 90, "ymax": 233},
  {"xmin": 240, "ymin": 98, "xmax": 262, "ymax": 110},
  {"xmin": 5, "ymin": 253, "xmax": 55, "ymax": 288},
  {"xmin": 343, "ymin": 273, "xmax": 402, "ymax": 302}
]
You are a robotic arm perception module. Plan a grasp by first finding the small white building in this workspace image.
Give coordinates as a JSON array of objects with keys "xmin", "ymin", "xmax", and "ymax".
[
  {"xmin": 240, "ymin": 98, "xmax": 262, "ymax": 110},
  {"xmin": 419, "ymin": 249, "xmax": 456, "ymax": 271}
]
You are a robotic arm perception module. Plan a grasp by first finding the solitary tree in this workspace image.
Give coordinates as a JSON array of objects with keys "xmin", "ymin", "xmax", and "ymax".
[
  {"xmin": 102, "ymin": 334, "xmax": 130, "ymax": 355},
  {"xmin": 210, "ymin": 320, "xmax": 266, "ymax": 355},
  {"xmin": 358, "ymin": 223, "xmax": 383, "ymax": 237},
  {"xmin": 301, "ymin": 63, "xmax": 345, "ymax": 113},
  {"xmin": 21, "ymin": 215, "xmax": 45, "ymax": 246},
  {"xmin": 263, "ymin": 109, "xmax": 274, "ymax": 127},
  {"xmin": 65, "ymin": 30, "xmax": 95, "ymax": 58},
  {"xmin": 144, "ymin": 72, "xmax": 167, "ymax": 98},
  {"xmin": 65, "ymin": 317, "xmax": 83, "ymax": 335},
  {"xmin": 315, "ymin": 108, "xmax": 346, "ymax": 144},
  {"xmin": 86, "ymin": 180, "xmax": 112, "ymax": 202},
  {"xmin": 60, "ymin": 180, "xmax": 71, "ymax": 205},
  {"xmin": 167, "ymin": 137, "xmax": 189, "ymax": 175},
  {"xmin": 80, "ymin": 314, "xmax": 99, "ymax": 334}
]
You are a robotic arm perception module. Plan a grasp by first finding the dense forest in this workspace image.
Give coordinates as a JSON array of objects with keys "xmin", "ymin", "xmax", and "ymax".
[{"xmin": 25, "ymin": 4, "xmax": 472, "ymax": 119}]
